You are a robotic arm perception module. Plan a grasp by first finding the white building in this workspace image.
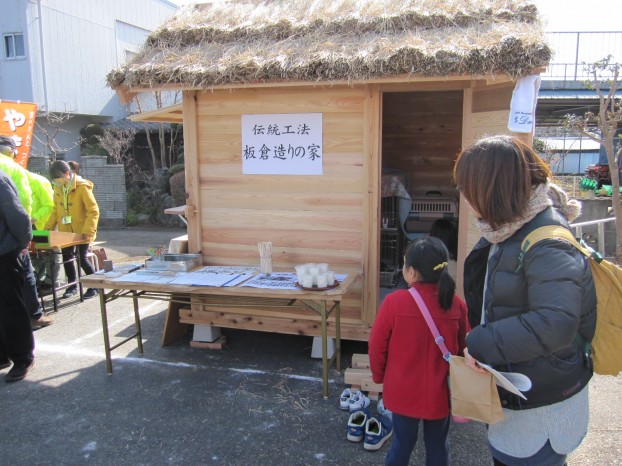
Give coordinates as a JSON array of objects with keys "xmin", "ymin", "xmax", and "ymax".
[{"xmin": 0, "ymin": 0, "xmax": 178, "ymax": 161}]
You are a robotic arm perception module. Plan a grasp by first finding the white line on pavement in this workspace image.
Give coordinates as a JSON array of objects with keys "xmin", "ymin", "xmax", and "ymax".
[
  {"xmin": 70, "ymin": 301, "xmax": 165, "ymax": 344},
  {"xmin": 36, "ymin": 342, "xmax": 328, "ymax": 384}
]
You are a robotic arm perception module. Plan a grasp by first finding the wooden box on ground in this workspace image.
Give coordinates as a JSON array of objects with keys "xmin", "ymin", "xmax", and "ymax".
[{"xmin": 344, "ymin": 354, "xmax": 382, "ymax": 400}]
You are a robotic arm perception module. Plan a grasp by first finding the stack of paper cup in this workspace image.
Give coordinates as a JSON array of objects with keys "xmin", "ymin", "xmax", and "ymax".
[{"xmin": 295, "ymin": 263, "xmax": 336, "ymax": 288}]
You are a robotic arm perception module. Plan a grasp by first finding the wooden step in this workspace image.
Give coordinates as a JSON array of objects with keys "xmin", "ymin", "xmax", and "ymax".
[{"xmin": 344, "ymin": 354, "xmax": 382, "ymax": 399}]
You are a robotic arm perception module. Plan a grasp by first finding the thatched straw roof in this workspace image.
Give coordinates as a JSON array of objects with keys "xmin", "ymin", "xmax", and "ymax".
[{"xmin": 107, "ymin": 0, "xmax": 551, "ymax": 90}]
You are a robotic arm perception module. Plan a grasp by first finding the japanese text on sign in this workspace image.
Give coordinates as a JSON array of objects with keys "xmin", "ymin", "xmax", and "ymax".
[
  {"xmin": 241, "ymin": 113, "xmax": 323, "ymax": 175},
  {"xmin": 0, "ymin": 101, "xmax": 38, "ymax": 168}
]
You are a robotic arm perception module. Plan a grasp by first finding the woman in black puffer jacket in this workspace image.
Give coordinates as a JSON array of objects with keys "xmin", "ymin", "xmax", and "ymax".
[{"xmin": 454, "ymin": 136, "xmax": 596, "ymax": 466}]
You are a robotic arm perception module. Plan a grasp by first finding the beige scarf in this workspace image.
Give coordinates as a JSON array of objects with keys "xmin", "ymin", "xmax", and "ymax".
[{"xmin": 477, "ymin": 181, "xmax": 582, "ymax": 244}]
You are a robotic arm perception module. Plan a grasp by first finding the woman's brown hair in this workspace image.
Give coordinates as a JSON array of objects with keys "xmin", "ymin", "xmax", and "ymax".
[{"xmin": 453, "ymin": 136, "xmax": 551, "ymax": 230}]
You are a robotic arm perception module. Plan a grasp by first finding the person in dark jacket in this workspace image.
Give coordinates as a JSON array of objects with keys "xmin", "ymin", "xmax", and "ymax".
[
  {"xmin": 0, "ymin": 169, "xmax": 35, "ymax": 382},
  {"xmin": 453, "ymin": 136, "xmax": 597, "ymax": 466}
]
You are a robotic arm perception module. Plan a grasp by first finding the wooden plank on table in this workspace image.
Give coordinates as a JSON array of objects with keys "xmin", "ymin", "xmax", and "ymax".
[{"xmin": 34, "ymin": 231, "xmax": 86, "ymax": 248}]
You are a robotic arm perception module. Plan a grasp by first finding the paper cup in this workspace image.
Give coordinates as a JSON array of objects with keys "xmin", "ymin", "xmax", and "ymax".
[
  {"xmin": 316, "ymin": 273, "xmax": 328, "ymax": 288},
  {"xmin": 301, "ymin": 274, "xmax": 314, "ymax": 288}
]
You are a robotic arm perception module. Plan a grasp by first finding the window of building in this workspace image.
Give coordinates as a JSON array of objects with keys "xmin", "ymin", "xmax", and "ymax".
[{"xmin": 4, "ymin": 33, "xmax": 25, "ymax": 59}]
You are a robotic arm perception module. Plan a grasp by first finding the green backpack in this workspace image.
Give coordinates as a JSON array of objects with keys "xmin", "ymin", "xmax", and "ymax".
[{"xmin": 521, "ymin": 225, "xmax": 622, "ymax": 377}]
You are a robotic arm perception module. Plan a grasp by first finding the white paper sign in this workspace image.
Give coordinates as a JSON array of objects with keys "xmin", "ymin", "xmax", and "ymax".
[{"xmin": 241, "ymin": 113, "xmax": 323, "ymax": 175}]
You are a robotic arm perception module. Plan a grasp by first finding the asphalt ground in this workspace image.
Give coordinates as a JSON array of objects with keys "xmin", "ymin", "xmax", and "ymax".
[{"xmin": 1, "ymin": 226, "xmax": 620, "ymax": 465}]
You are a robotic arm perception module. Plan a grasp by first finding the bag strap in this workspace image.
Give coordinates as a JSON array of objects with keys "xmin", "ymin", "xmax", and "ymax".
[
  {"xmin": 519, "ymin": 225, "xmax": 595, "ymax": 356},
  {"xmin": 520, "ymin": 225, "xmax": 599, "ymax": 261},
  {"xmin": 408, "ymin": 287, "xmax": 451, "ymax": 362}
]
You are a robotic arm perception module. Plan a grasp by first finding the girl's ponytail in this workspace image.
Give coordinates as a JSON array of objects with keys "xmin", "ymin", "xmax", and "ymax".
[
  {"xmin": 403, "ymin": 237, "xmax": 456, "ymax": 310},
  {"xmin": 437, "ymin": 267, "xmax": 456, "ymax": 310}
]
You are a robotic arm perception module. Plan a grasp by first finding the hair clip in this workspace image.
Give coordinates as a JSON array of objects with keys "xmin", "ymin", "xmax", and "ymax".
[{"xmin": 433, "ymin": 261, "xmax": 448, "ymax": 271}]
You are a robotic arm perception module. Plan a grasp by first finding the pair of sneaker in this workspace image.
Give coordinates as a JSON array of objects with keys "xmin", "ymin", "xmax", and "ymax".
[
  {"xmin": 339, "ymin": 388, "xmax": 371, "ymax": 412},
  {"xmin": 347, "ymin": 410, "xmax": 393, "ymax": 451},
  {"xmin": 61, "ymin": 287, "xmax": 98, "ymax": 300}
]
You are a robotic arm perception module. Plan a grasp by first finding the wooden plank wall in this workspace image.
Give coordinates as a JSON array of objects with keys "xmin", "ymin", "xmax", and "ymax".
[
  {"xmin": 456, "ymin": 82, "xmax": 516, "ymax": 294},
  {"xmin": 195, "ymin": 87, "xmax": 367, "ymax": 330},
  {"xmin": 382, "ymin": 91, "xmax": 463, "ymax": 197}
]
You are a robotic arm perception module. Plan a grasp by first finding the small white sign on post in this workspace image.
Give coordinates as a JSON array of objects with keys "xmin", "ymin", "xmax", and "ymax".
[{"xmin": 241, "ymin": 113, "xmax": 323, "ymax": 175}]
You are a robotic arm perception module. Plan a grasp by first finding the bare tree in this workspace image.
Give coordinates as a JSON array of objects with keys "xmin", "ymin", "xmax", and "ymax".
[
  {"xmin": 131, "ymin": 91, "xmax": 182, "ymax": 173},
  {"xmin": 565, "ymin": 56, "xmax": 622, "ymax": 258},
  {"xmin": 95, "ymin": 126, "xmax": 137, "ymax": 165},
  {"xmin": 168, "ymin": 123, "xmax": 183, "ymax": 167},
  {"xmin": 32, "ymin": 110, "xmax": 83, "ymax": 161}
]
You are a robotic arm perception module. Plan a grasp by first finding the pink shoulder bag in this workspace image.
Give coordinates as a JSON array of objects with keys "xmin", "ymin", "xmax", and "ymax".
[{"xmin": 408, "ymin": 287, "xmax": 471, "ymax": 424}]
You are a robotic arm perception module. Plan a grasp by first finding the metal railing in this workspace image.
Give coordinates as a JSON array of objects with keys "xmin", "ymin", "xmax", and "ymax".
[
  {"xmin": 570, "ymin": 217, "xmax": 616, "ymax": 254},
  {"xmin": 543, "ymin": 31, "xmax": 622, "ymax": 81}
]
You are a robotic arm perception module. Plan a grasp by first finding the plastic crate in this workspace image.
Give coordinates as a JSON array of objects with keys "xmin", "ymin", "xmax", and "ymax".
[{"xmin": 405, "ymin": 197, "xmax": 458, "ymax": 233}]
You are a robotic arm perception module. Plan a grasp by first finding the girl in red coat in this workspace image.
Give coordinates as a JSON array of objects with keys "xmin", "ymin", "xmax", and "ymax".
[{"xmin": 369, "ymin": 236, "xmax": 469, "ymax": 466}]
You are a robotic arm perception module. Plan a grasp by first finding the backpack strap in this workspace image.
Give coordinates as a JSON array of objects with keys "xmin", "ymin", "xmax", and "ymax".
[
  {"xmin": 408, "ymin": 287, "xmax": 451, "ymax": 362},
  {"xmin": 518, "ymin": 225, "xmax": 594, "ymax": 356},
  {"xmin": 520, "ymin": 225, "xmax": 602, "ymax": 262}
]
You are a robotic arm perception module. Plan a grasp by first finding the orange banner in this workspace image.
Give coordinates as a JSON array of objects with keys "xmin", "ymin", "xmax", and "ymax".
[{"xmin": 0, "ymin": 101, "xmax": 37, "ymax": 168}]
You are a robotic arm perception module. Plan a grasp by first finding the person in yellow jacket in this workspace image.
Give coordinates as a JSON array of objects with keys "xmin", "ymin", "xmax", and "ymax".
[{"xmin": 45, "ymin": 161, "xmax": 100, "ymax": 300}]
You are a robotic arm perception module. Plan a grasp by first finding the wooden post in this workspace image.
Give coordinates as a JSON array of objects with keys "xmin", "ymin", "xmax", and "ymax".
[{"xmin": 182, "ymin": 91, "xmax": 202, "ymax": 254}]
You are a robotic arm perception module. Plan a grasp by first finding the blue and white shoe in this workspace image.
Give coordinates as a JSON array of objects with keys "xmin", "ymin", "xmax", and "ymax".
[
  {"xmin": 339, "ymin": 388, "xmax": 353, "ymax": 410},
  {"xmin": 346, "ymin": 408, "xmax": 370, "ymax": 442},
  {"xmin": 377, "ymin": 398, "xmax": 393, "ymax": 420},
  {"xmin": 348, "ymin": 391, "xmax": 371, "ymax": 412},
  {"xmin": 363, "ymin": 415, "xmax": 393, "ymax": 451}
]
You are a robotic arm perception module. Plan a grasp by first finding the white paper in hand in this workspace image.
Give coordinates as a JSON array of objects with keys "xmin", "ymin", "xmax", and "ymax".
[{"xmin": 479, "ymin": 363, "xmax": 532, "ymax": 400}]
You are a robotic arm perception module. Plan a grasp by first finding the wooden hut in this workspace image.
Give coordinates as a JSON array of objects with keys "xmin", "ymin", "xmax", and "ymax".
[{"xmin": 108, "ymin": 0, "xmax": 551, "ymax": 341}]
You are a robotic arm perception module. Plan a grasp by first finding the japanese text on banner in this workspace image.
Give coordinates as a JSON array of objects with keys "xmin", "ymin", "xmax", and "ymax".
[{"xmin": 0, "ymin": 101, "xmax": 37, "ymax": 168}]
